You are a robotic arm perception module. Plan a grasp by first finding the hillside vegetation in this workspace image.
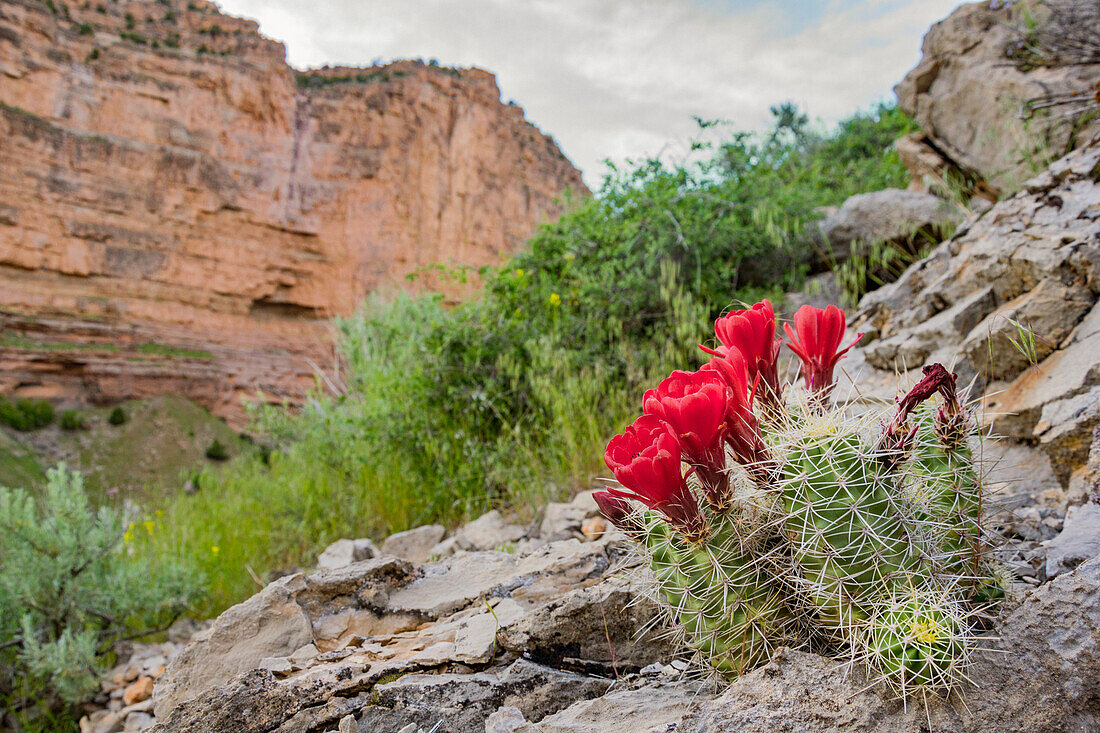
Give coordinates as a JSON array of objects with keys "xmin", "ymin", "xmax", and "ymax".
[{"xmin": 131, "ymin": 103, "xmax": 915, "ymax": 614}]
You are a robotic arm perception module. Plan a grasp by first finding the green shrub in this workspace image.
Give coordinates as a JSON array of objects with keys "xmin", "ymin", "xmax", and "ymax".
[
  {"xmin": 108, "ymin": 406, "xmax": 127, "ymax": 426},
  {"xmin": 58, "ymin": 411, "xmax": 86, "ymax": 431},
  {"xmin": 0, "ymin": 398, "xmax": 55, "ymax": 431},
  {"xmin": 77, "ymin": 22, "xmax": 93, "ymax": 35},
  {"xmin": 0, "ymin": 466, "xmax": 201, "ymax": 725},
  {"xmin": 204, "ymin": 439, "xmax": 228, "ymax": 461}
]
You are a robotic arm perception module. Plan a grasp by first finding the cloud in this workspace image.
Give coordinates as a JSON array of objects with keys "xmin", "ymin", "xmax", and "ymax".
[{"xmin": 216, "ymin": 0, "xmax": 961, "ymax": 187}]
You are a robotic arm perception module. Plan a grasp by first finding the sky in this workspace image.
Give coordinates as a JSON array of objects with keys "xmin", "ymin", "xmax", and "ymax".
[{"xmin": 217, "ymin": 0, "xmax": 961, "ymax": 188}]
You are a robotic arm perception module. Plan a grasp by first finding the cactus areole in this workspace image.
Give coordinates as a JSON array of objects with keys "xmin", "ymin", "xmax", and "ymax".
[{"xmin": 597, "ymin": 300, "xmax": 1006, "ymax": 696}]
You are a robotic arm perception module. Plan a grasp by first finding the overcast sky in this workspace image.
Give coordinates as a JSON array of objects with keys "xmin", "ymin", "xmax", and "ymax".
[{"xmin": 217, "ymin": 0, "xmax": 961, "ymax": 188}]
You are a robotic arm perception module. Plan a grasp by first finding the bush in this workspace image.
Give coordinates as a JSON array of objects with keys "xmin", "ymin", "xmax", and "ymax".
[
  {"xmin": 0, "ymin": 398, "xmax": 55, "ymax": 431},
  {"xmin": 108, "ymin": 406, "xmax": 127, "ymax": 426},
  {"xmin": 58, "ymin": 411, "xmax": 86, "ymax": 431},
  {"xmin": 204, "ymin": 439, "xmax": 228, "ymax": 461},
  {"xmin": 0, "ymin": 466, "xmax": 201, "ymax": 725}
]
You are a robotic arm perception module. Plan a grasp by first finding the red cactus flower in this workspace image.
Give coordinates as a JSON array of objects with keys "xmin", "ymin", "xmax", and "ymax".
[
  {"xmin": 702, "ymin": 352, "xmax": 772, "ymax": 483},
  {"xmin": 784, "ymin": 304, "xmax": 862, "ymax": 396},
  {"xmin": 593, "ymin": 491, "xmax": 644, "ymax": 539},
  {"xmin": 701, "ymin": 300, "xmax": 783, "ymax": 408},
  {"xmin": 642, "ymin": 370, "xmax": 727, "ymax": 466},
  {"xmin": 643, "ymin": 369, "xmax": 731, "ymax": 511},
  {"xmin": 604, "ymin": 414, "xmax": 707, "ymax": 540}
]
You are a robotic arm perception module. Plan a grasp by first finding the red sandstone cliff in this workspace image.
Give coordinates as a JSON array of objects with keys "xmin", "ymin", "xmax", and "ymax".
[{"xmin": 0, "ymin": 0, "xmax": 587, "ymax": 423}]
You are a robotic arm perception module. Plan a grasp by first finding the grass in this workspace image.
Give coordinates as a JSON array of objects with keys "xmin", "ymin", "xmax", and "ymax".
[
  {"xmin": 0, "ymin": 432, "xmax": 46, "ymax": 489},
  {"xmin": 0, "ymin": 396, "xmax": 248, "ymax": 505},
  {"xmin": 1, "ymin": 334, "xmax": 213, "ymax": 359}
]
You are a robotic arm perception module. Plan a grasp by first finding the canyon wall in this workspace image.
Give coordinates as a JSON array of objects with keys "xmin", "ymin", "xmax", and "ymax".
[{"xmin": 0, "ymin": 0, "xmax": 586, "ymax": 423}]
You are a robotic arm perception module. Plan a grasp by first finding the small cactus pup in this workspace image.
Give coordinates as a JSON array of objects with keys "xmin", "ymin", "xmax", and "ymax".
[{"xmin": 596, "ymin": 298, "xmax": 1006, "ymax": 697}]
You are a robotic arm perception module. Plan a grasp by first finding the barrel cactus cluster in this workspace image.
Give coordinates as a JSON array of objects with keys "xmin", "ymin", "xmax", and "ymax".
[{"xmin": 594, "ymin": 300, "xmax": 1007, "ymax": 695}]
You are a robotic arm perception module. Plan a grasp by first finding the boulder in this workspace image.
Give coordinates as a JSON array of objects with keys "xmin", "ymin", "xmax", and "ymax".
[
  {"xmin": 817, "ymin": 188, "xmax": 960, "ymax": 263},
  {"xmin": 380, "ymin": 525, "xmax": 446, "ymax": 564},
  {"xmin": 895, "ymin": 1, "xmax": 1100, "ymax": 193},
  {"xmin": 153, "ymin": 557, "xmax": 415, "ymax": 719},
  {"xmin": 497, "ymin": 575, "xmax": 675, "ymax": 672},
  {"xmin": 355, "ymin": 659, "xmax": 609, "ymax": 733},
  {"xmin": 316, "ymin": 538, "xmax": 380, "ymax": 571},
  {"xmin": 453, "ymin": 510, "xmax": 528, "ymax": 551},
  {"xmin": 152, "ymin": 575, "xmax": 314, "ymax": 719},
  {"xmin": 1044, "ymin": 502, "xmax": 1100, "ymax": 578}
]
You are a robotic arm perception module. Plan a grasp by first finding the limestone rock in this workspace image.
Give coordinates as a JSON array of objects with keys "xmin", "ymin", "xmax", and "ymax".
[
  {"xmin": 1044, "ymin": 502, "xmax": 1100, "ymax": 578},
  {"xmin": 530, "ymin": 682, "xmax": 711, "ymax": 733},
  {"xmin": 356, "ymin": 659, "xmax": 609, "ymax": 733},
  {"xmin": 152, "ymin": 575, "xmax": 313, "ymax": 718},
  {"xmin": 317, "ymin": 539, "xmax": 380, "ymax": 571},
  {"xmin": 895, "ymin": 1, "xmax": 1100, "ymax": 193},
  {"xmin": 818, "ymin": 188, "xmax": 960, "ymax": 263},
  {"xmin": 453, "ymin": 510, "xmax": 528, "ymax": 551},
  {"xmin": 380, "ymin": 525, "xmax": 447, "ymax": 564},
  {"xmin": 0, "ymin": 0, "xmax": 586, "ymax": 424},
  {"xmin": 497, "ymin": 575, "xmax": 675, "ymax": 673}
]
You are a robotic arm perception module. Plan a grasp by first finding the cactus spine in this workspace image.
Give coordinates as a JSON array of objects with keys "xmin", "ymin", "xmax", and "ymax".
[{"xmin": 598, "ymin": 303, "xmax": 1005, "ymax": 696}]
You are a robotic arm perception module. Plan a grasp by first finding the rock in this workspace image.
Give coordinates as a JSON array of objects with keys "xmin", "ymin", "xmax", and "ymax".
[
  {"xmin": 454, "ymin": 510, "xmax": 528, "ymax": 551},
  {"xmin": 818, "ymin": 188, "xmax": 960, "ymax": 264},
  {"xmin": 152, "ymin": 575, "xmax": 314, "ymax": 718},
  {"xmin": 497, "ymin": 575, "xmax": 675, "ymax": 673},
  {"xmin": 895, "ymin": 1, "xmax": 1100, "ymax": 194},
  {"xmin": 963, "ymin": 279, "xmax": 1095, "ymax": 381},
  {"xmin": 381, "ymin": 525, "xmax": 448, "ymax": 563},
  {"xmin": 92, "ymin": 711, "xmax": 125, "ymax": 733},
  {"xmin": 1044, "ymin": 502, "xmax": 1100, "ymax": 578},
  {"xmin": 540, "ymin": 502, "xmax": 589, "ymax": 542},
  {"xmin": 1088, "ymin": 425, "xmax": 1100, "ymax": 503},
  {"xmin": 531, "ymin": 682, "xmax": 711, "ymax": 733},
  {"xmin": 356, "ymin": 659, "xmax": 609, "ymax": 733},
  {"xmin": 123, "ymin": 712, "xmax": 155, "ymax": 732},
  {"xmin": 317, "ymin": 539, "xmax": 380, "ymax": 571},
  {"xmin": 154, "ymin": 557, "xmax": 415, "ymax": 719},
  {"xmin": 386, "ymin": 540, "xmax": 610, "ymax": 619},
  {"xmin": 338, "ymin": 714, "xmax": 357, "ymax": 733},
  {"xmin": 485, "ymin": 706, "xmax": 528, "ymax": 733},
  {"xmin": 580, "ymin": 516, "xmax": 606, "ymax": 541},
  {"xmin": 257, "ymin": 657, "xmax": 292, "ymax": 675},
  {"xmin": 0, "ymin": 2, "xmax": 586, "ymax": 424},
  {"xmin": 122, "ymin": 677, "xmax": 154, "ymax": 707}
]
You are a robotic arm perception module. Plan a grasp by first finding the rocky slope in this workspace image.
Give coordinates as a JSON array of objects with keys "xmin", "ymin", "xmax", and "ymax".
[{"xmin": 0, "ymin": 0, "xmax": 585, "ymax": 424}]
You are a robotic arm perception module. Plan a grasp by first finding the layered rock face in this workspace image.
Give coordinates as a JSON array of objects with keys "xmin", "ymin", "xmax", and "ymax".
[
  {"xmin": 895, "ymin": 1, "xmax": 1100, "ymax": 196},
  {"xmin": 846, "ymin": 140, "xmax": 1100, "ymax": 489},
  {"xmin": 0, "ymin": 0, "xmax": 585, "ymax": 423}
]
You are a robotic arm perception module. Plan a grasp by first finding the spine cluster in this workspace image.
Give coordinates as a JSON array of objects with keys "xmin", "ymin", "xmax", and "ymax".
[{"xmin": 595, "ymin": 301, "xmax": 1005, "ymax": 695}]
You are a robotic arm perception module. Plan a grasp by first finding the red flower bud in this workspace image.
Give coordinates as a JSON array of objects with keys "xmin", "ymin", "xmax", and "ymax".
[
  {"xmin": 784, "ymin": 304, "xmax": 862, "ymax": 397},
  {"xmin": 592, "ymin": 491, "xmax": 644, "ymax": 539},
  {"xmin": 604, "ymin": 414, "xmax": 707, "ymax": 541},
  {"xmin": 701, "ymin": 299, "xmax": 783, "ymax": 409}
]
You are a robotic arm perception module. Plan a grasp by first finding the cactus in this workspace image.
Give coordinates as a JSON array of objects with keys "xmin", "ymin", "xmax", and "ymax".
[{"xmin": 596, "ymin": 302, "xmax": 1005, "ymax": 696}]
